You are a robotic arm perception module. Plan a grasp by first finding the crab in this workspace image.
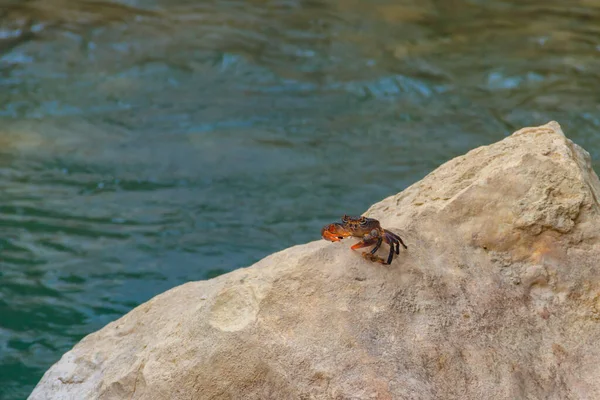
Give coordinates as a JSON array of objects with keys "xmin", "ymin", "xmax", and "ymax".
[{"xmin": 321, "ymin": 214, "xmax": 407, "ymax": 265}]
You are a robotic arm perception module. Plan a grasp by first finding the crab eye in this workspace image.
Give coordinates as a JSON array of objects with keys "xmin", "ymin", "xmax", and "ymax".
[
  {"xmin": 341, "ymin": 214, "xmax": 349, "ymax": 223},
  {"xmin": 359, "ymin": 217, "xmax": 367, "ymax": 226}
]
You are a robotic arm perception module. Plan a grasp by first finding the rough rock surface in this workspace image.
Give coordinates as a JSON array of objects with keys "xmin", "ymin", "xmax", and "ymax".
[{"xmin": 30, "ymin": 122, "xmax": 600, "ymax": 400}]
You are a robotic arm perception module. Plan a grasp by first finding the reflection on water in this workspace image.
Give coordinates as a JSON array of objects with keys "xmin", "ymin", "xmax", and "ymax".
[{"xmin": 1, "ymin": 0, "xmax": 600, "ymax": 397}]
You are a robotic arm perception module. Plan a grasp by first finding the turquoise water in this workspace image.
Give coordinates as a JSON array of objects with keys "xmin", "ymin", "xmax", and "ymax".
[{"xmin": 1, "ymin": 0, "xmax": 600, "ymax": 398}]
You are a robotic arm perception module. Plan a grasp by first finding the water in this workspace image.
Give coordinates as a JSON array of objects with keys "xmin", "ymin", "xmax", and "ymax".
[{"xmin": 1, "ymin": 0, "xmax": 600, "ymax": 398}]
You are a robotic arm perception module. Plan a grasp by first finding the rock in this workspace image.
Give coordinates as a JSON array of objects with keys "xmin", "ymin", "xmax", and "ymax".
[{"xmin": 30, "ymin": 121, "xmax": 600, "ymax": 400}]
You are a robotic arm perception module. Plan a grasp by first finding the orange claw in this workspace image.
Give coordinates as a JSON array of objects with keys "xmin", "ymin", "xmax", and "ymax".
[{"xmin": 321, "ymin": 223, "xmax": 352, "ymax": 242}]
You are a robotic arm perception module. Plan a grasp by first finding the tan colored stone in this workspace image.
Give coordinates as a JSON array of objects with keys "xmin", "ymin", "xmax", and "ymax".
[{"xmin": 30, "ymin": 121, "xmax": 600, "ymax": 400}]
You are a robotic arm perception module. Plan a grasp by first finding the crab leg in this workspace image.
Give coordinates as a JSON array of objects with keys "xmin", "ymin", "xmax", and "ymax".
[
  {"xmin": 386, "ymin": 238, "xmax": 395, "ymax": 264},
  {"xmin": 371, "ymin": 237, "xmax": 383, "ymax": 255},
  {"xmin": 382, "ymin": 232, "xmax": 405, "ymax": 264},
  {"xmin": 351, "ymin": 237, "xmax": 384, "ymax": 263},
  {"xmin": 362, "ymin": 252, "xmax": 390, "ymax": 265},
  {"xmin": 350, "ymin": 237, "xmax": 379, "ymax": 250},
  {"xmin": 385, "ymin": 229, "xmax": 407, "ymax": 249},
  {"xmin": 351, "ymin": 237, "xmax": 394, "ymax": 265},
  {"xmin": 387, "ymin": 234, "xmax": 400, "ymax": 255}
]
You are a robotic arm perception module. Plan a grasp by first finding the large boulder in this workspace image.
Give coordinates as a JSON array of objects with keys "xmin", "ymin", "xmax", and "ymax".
[{"xmin": 30, "ymin": 122, "xmax": 600, "ymax": 400}]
